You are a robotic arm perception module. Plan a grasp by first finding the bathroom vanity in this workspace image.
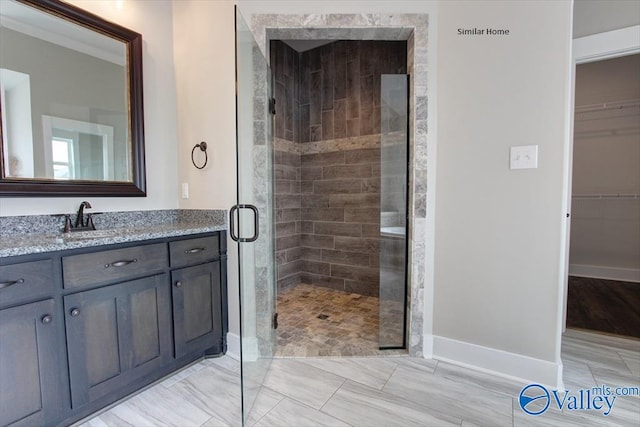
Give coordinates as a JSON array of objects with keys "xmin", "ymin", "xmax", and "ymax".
[{"xmin": 0, "ymin": 212, "xmax": 228, "ymax": 427}]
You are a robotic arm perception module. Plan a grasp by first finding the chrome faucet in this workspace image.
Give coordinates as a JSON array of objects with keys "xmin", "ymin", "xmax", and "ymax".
[{"xmin": 75, "ymin": 201, "xmax": 92, "ymax": 228}]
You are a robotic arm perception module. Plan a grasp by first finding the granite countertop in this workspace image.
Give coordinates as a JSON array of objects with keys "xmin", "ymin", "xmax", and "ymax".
[{"xmin": 0, "ymin": 209, "xmax": 227, "ymax": 258}]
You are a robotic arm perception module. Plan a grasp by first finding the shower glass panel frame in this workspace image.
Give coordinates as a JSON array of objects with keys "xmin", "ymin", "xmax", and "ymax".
[
  {"xmin": 379, "ymin": 74, "xmax": 410, "ymax": 350},
  {"xmin": 235, "ymin": 7, "xmax": 277, "ymax": 426}
]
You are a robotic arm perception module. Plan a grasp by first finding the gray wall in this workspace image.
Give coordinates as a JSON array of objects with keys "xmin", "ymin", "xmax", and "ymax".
[{"xmin": 434, "ymin": 1, "xmax": 572, "ymax": 368}]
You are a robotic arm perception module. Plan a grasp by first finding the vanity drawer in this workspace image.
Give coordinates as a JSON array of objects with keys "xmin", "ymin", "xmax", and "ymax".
[
  {"xmin": 169, "ymin": 235, "xmax": 219, "ymax": 268},
  {"xmin": 0, "ymin": 259, "xmax": 55, "ymax": 306},
  {"xmin": 63, "ymin": 243, "xmax": 167, "ymax": 289}
]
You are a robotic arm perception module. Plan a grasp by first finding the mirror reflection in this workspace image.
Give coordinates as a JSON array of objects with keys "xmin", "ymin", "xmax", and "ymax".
[{"xmin": 0, "ymin": 0, "xmax": 131, "ymax": 182}]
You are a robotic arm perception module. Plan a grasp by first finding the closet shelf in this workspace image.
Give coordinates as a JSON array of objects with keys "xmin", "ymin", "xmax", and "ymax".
[
  {"xmin": 574, "ymin": 127, "xmax": 639, "ymax": 138},
  {"xmin": 572, "ymin": 194, "xmax": 639, "ymax": 200},
  {"xmin": 575, "ymin": 99, "xmax": 640, "ymax": 114}
]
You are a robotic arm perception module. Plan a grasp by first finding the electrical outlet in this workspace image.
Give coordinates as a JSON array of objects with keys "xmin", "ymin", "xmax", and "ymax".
[
  {"xmin": 510, "ymin": 145, "xmax": 538, "ymax": 169},
  {"xmin": 181, "ymin": 182, "xmax": 189, "ymax": 199}
]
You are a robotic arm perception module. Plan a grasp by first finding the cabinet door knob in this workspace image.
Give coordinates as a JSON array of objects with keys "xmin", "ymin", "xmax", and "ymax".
[
  {"xmin": 70, "ymin": 308, "xmax": 81, "ymax": 317},
  {"xmin": 41, "ymin": 314, "xmax": 53, "ymax": 324},
  {"xmin": 175, "ymin": 281, "xmax": 183, "ymax": 288}
]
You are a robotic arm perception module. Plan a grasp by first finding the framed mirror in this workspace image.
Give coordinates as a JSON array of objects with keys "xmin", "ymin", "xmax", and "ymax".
[{"xmin": 0, "ymin": 0, "xmax": 145, "ymax": 196}]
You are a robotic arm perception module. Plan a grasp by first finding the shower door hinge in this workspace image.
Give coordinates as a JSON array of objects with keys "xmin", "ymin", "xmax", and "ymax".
[
  {"xmin": 273, "ymin": 312, "xmax": 278, "ymax": 330},
  {"xmin": 269, "ymin": 97, "xmax": 276, "ymax": 115}
]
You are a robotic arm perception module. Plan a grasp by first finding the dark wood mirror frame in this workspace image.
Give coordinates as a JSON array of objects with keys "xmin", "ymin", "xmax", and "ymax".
[{"xmin": 0, "ymin": 0, "xmax": 146, "ymax": 197}]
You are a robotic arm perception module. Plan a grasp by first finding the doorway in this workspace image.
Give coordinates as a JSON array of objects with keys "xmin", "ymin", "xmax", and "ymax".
[
  {"xmin": 248, "ymin": 15, "xmax": 429, "ymax": 362},
  {"xmin": 566, "ymin": 53, "xmax": 640, "ymax": 338}
]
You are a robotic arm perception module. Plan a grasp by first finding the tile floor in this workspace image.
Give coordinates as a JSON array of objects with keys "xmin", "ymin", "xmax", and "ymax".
[
  {"xmin": 78, "ymin": 328, "xmax": 639, "ymax": 427},
  {"xmin": 275, "ymin": 284, "xmax": 405, "ymax": 357}
]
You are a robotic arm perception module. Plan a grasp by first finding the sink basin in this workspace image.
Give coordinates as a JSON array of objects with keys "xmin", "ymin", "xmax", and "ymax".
[{"xmin": 59, "ymin": 229, "xmax": 122, "ymax": 242}]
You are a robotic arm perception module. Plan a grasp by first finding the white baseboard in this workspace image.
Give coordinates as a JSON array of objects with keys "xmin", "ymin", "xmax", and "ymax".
[
  {"xmin": 429, "ymin": 335, "xmax": 563, "ymax": 389},
  {"xmin": 227, "ymin": 334, "xmax": 259, "ymax": 362},
  {"xmin": 569, "ymin": 264, "xmax": 640, "ymax": 283},
  {"xmin": 226, "ymin": 332, "xmax": 240, "ymax": 360},
  {"xmin": 423, "ymin": 334, "xmax": 434, "ymax": 358}
]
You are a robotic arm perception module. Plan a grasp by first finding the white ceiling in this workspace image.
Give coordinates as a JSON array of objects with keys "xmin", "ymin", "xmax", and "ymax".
[{"xmin": 573, "ymin": 0, "xmax": 640, "ymax": 38}]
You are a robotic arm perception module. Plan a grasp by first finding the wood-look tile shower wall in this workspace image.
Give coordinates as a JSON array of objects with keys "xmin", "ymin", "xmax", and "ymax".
[
  {"xmin": 272, "ymin": 41, "xmax": 407, "ymax": 143},
  {"xmin": 272, "ymin": 40, "xmax": 406, "ymax": 296}
]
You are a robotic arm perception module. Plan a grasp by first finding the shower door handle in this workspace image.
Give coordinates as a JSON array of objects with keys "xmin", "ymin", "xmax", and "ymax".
[{"xmin": 229, "ymin": 204, "xmax": 260, "ymax": 242}]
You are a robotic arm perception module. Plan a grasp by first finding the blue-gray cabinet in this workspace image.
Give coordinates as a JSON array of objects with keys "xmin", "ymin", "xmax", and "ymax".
[
  {"xmin": 169, "ymin": 234, "xmax": 225, "ymax": 358},
  {"xmin": 0, "ymin": 299, "xmax": 63, "ymax": 427},
  {"xmin": 172, "ymin": 261, "xmax": 222, "ymax": 358},
  {"xmin": 0, "ymin": 231, "xmax": 227, "ymax": 427},
  {"xmin": 65, "ymin": 274, "xmax": 172, "ymax": 409}
]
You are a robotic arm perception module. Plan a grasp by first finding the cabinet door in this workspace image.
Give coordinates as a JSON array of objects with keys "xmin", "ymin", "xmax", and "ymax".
[
  {"xmin": 64, "ymin": 274, "xmax": 171, "ymax": 409},
  {"xmin": 172, "ymin": 261, "xmax": 222, "ymax": 358},
  {"xmin": 0, "ymin": 299, "xmax": 62, "ymax": 427}
]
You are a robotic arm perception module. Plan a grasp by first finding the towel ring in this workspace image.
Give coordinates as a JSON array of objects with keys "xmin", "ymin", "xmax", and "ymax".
[{"xmin": 191, "ymin": 141, "xmax": 208, "ymax": 169}]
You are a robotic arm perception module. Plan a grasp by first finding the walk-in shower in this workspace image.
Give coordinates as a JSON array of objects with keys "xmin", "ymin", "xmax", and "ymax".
[{"xmin": 271, "ymin": 39, "xmax": 409, "ymax": 355}]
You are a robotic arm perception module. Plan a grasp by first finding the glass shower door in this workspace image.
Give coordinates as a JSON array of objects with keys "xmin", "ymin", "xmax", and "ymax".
[
  {"xmin": 379, "ymin": 74, "xmax": 409, "ymax": 349},
  {"xmin": 234, "ymin": 7, "xmax": 277, "ymax": 426}
]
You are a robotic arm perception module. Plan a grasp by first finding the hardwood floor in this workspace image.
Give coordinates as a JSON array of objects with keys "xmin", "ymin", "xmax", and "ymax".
[
  {"xmin": 77, "ymin": 330, "xmax": 640, "ymax": 426},
  {"xmin": 566, "ymin": 276, "xmax": 640, "ymax": 338}
]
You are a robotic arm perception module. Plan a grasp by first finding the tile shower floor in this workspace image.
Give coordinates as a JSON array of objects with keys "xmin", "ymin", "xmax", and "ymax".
[
  {"xmin": 275, "ymin": 283, "xmax": 405, "ymax": 357},
  {"xmin": 78, "ymin": 329, "xmax": 640, "ymax": 426}
]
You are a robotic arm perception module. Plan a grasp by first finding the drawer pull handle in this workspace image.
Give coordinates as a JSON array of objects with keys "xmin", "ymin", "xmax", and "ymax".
[
  {"xmin": 185, "ymin": 247, "xmax": 206, "ymax": 254},
  {"xmin": 175, "ymin": 281, "xmax": 183, "ymax": 288},
  {"xmin": 0, "ymin": 278, "xmax": 24, "ymax": 289},
  {"xmin": 41, "ymin": 314, "xmax": 53, "ymax": 324},
  {"xmin": 105, "ymin": 259, "xmax": 138, "ymax": 268},
  {"xmin": 70, "ymin": 308, "xmax": 81, "ymax": 317}
]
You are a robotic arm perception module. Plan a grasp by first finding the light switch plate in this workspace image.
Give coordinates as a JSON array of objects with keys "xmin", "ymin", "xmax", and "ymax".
[
  {"xmin": 510, "ymin": 145, "xmax": 538, "ymax": 169},
  {"xmin": 181, "ymin": 182, "xmax": 189, "ymax": 199}
]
